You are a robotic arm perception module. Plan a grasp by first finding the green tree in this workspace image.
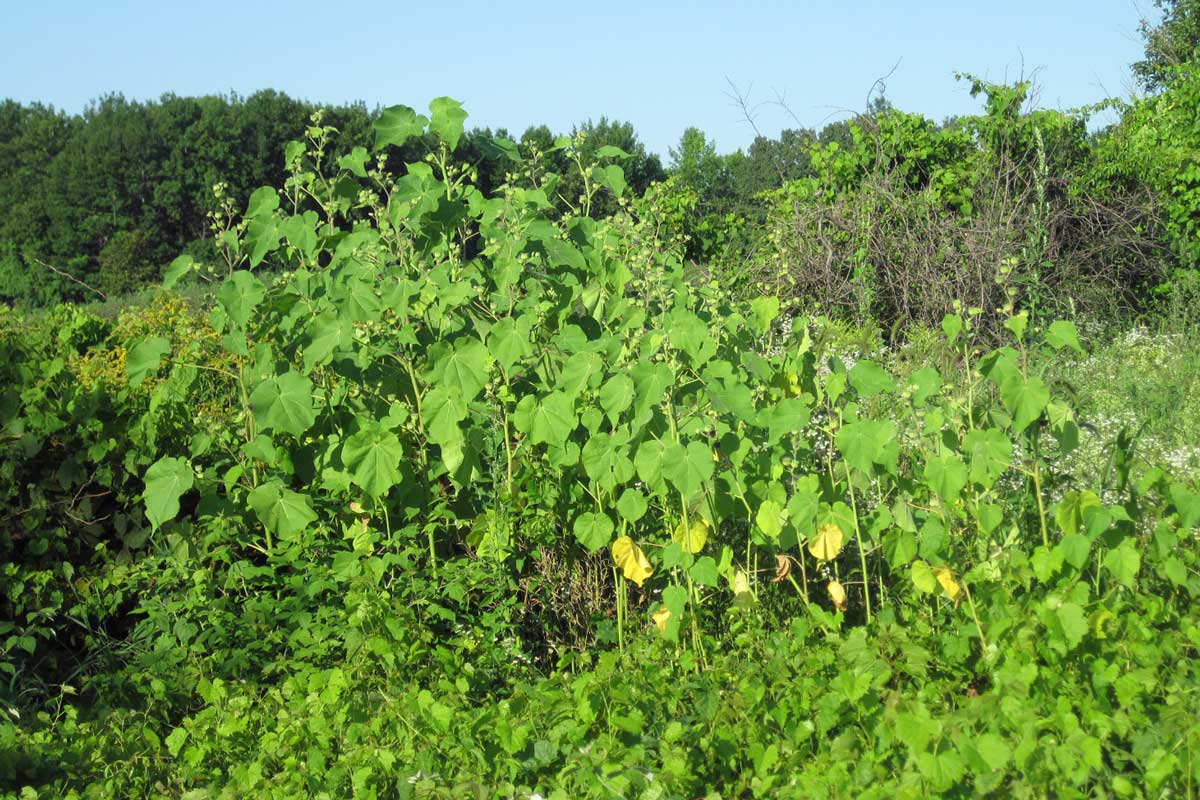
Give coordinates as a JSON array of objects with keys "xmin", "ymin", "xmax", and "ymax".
[
  {"xmin": 1135, "ymin": 0, "xmax": 1200, "ymax": 90},
  {"xmin": 669, "ymin": 127, "xmax": 723, "ymax": 198}
]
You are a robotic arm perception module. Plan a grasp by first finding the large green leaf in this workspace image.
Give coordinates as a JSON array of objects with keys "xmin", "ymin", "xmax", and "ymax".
[
  {"xmin": 923, "ymin": 451, "xmax": 968, "ymax": 503},
  {"xmin": 143, "ymin": 457, "xmax": 194, "ymax": 530},
  {"xmin": 708, "ymin": 379, "xmax": 757, "ymax": 424},
  {"xmin": 634, "ymin": 438, "xmax": 670, "ymax": 495},
  {"xmin": 422, "ymin": 386, "xmax": 468, "ymax": 446},
  {"xmin": 1004, "ymin": 375, "xmax": 1049, "ymax": 435},
  {"xmin": 127, "ymin": 337, "xmax": 171, "ymax": 387},
  {"xmin": 342, "ymin": 422, "xmax": 404, "ymax": 497},
  {"xmin": 594, "ymin": 164, "xmax": 627, "ymax": 198},
  {"xmin": 431, "ymin": 339, "xmax": 490, "ymax": 401},
  {"xmin": 1170, "ymin": 483, "xmax": 1200, "ymax": 529},
  {"xmin": 1055, "ymin": 490, "xmax": 1102, "ymax": 537},
  {"xmin": 883, "ymin": 529, "xmax": 918, "ymax": 568},
  {"xmin": 248, "ymin": 481, "xmax": 317, "ymax": 541},
  {"xmin": 429, "ymin": 97, "xmax": 468, "ymax": 151},
  {"xmin": 581, "ymin": 431, "xmax": 635, "ymax": 492},
  {"xmin": 374, "ymin": 105, "xmax": 428, "ymax": 151},
  {"xmin": 1103, "ymin": 539, "xmax": 1141, "ymax": 590},
  {"xmin": 786, "ymin": 476, "xmax": 821, "ymax": 538},
  {"xmin": 528, "ymin": 392, "xmax": 577, "ymax": 447},
  {"xmin": 303, "ymin": 311, "xmax": 353, "ymax": 371},
  {"xmin": 244, "ymin": 217, "xmax": 282, "ymax": 267},
  {"xmin": 616, "ymin": 488, "xmax": 648, "ymax": 523},
  {"xmin": 557, "ymin": 352, "xmax": 602, "ymax": 398},
  {"xmin": 599, "ymin": 374, "xmax": 634, "ymax": 424},
  {"xmin": 245, "ymin": 186, "xmax": 279, "ymax": 219},
  {"xmin": 338, "ymin": 146, "xmax": 369, "ymax": 178},
  {"xmin": 574, "ymin": 511, "xmax": 614, "ymax": 552},
  {"xmin": 763, "ymin": 398, "xmax": 811, "ymax": 445},
  {"xmin": 1053, "ymin": 601, "xmax": 1088, "ymax": 649},
  {"xmin": 250, "ymin": 370, "xmax": 317, "ymax": 438},
  {"xmin": 909, "ymin": 366, "xmax": 942, "ymax": 407},
  {"xmin": 282, "ymin": 213, "xmax": 319, "ymax": 260},
  {"xmin": 487, "ymin": 316, "xmax": 533, "ymax": 374},
  {"xmin": 756, "ymin": 500, "xmax": 787, "ymax": 540},
  {"xmin": 749, "ymin": 297, "xmax": 780, "ymax": 335},
  {"xmin": 630, "ymin": 361, "xmax": 673, "ymax": 423},
  {"xmin": 836, "ymin": 420, "xmax": 897, "ymax": 474},
  {"xmin": 162, "ymin": 254, "xmax": 194, "ymax": 290},
  {"xmin": 848, "ymin": 360, "xmax": 896, "ymax": 397},
  {"xmin": 1046, "ymin": 320, "xmax": 1083, "ymax": 354},
  {"xmin": 663, "ymin": 440, "xmax": 714, "ymax": 500},
  {"xmin": 216, "ymin": 271, "xmax": 266, "ymax": 330},
  {"xmin": 985, "ymin": 353, "xmax": 1049, "ymax": 434},
  {"xmin": 963, "ymin": 428, "xmax": 1012, "ymax": 488}
]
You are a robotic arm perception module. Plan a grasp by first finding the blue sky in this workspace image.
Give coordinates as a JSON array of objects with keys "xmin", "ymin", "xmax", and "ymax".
[{"xmin": 1, "ymin": 1, "xmax": 1153, "ymax": 159}]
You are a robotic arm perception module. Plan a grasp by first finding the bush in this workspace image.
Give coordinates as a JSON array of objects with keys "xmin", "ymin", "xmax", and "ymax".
[
  {"xmin": 753, "ymin": 81, "xmax": 1167, "ymax": 330},
  {"xmin": 96, "ymin": 229, "xmax": 159, "ymax": 296}
]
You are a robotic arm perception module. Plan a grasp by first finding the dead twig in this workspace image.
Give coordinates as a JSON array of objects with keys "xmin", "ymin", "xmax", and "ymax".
[{"xmin": 31, "ymin": 257, "xmax": 107, "ymax": 301}]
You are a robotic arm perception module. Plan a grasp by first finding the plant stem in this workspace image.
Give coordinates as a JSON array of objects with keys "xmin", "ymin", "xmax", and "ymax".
[
  {"xmin": 962, "ymin": 581, "xmax": 988, "ymax": 653},
  {"xmin": 843, "ymin": 459, "xmax": 873, "ymax": 624}
]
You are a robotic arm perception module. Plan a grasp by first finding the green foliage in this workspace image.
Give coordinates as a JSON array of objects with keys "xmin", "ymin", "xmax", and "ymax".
[
  {"xmin": 1089, "ymin": 63, "xmax": 1200, "ymax": 283},
  {"xmin": 1135, "ymin": 0, "xmax": 1200, "ymax": 90},
  {"xmin": 753, "ymin": 79, "xmax": 1168, "ymax": 327},
  {"xmin": 96, "ymin": 228, "xmax": 159, "ymax": 295},
  {"xmin": 2, "ymin": 99, "xmax": 1199, "ymax": 799}
]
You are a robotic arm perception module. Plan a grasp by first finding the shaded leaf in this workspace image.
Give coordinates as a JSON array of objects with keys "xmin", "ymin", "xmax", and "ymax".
[{"xmin": 143, "ymin": 457, "xmax": 193, "ymax": 530}]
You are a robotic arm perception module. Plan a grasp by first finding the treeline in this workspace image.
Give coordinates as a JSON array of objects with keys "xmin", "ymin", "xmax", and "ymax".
[
  {"xmin": 2, "ymin": 0, "xmax": 1196, "ymax": 314},
  {"xmin": 0, "ymin": 86, "xmax": 899, "ymax": 307},
  {"xmin": 0, "ymin": 92, "xmax": 670, "ymax": 304}
]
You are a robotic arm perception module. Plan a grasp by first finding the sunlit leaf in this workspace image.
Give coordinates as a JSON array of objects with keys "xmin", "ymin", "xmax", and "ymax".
[
  {"xmin": 924, "ymin": 451, "xmax": 968, "ymax": 503},
  {"xmin": 663, "ymin": 440, "xmax": 714, "ymax": 500},
  {"xmin": 690, "ymin": 556, "xmax": 719, "ymax": 587},
  {"xmin": 672, "ymin": 518, "xmax": 710, "ymax": 554},
  {"xmin": 375, "ymin": 105, "xmax": 428, "ymax": 151},
  {"xmin": 1054, "ymin": 601, "xmax": 1087, "ymax": 649},
  {"xmin": 848, "ymin": 360, "xmax": 896, "ymax": 397},
  {"xmin": 911, "ymin": 560, "xmax": 937, "ymax": 594},
  {"xmin": 216, "ymin": 270, "xmax": 266, "ymax": 330},
  {"xmin": 162, "ymin": 254, "xmax": 194, "ymax": 290},
  {"xmin": 599, "ymin": 374, "xmax": 635, "ymax": 424},
  {"xmin": 611, "ymin": 536, "xmax": 653, "ymax": 587},
  {"xmin": 250, "ymin": 370, "xmax": 316, "ymax": 438},
  {"xmin": 809, "ymin": 523, "xmax": 844, "ymax": 562},
  {"xmin": 1046, "ymin": 320, "xmax": 1083, "ymax": 354},
  {"xmin": 932, "ymin": 566, "xmax": 961, "ymax": 600},
  {"xmin": 429, "ymin": 97, "xmax": 468, "ymax": 151},
  {"xmin": 616, "ymin": 488, "xmax": 648, "ymax": 523},
  {"xmin": 755, "ymin": 499, "xmax": 787, "ymax": 540},
  {"xmin": 1103, "ymin": 539, "xmax": 1141, "ymax": 590},
  {"xmin": 836, "ymin": 420, "xmax": 897, "ymax": 474},
  {"xmin": 528, "ymin": 392, "xmax": 577, "ymax": 448},
  {"xmin": 248, "ymin": 480, "xmax": 316, "ymax": 541},
  {"xmin": 733, "ymin": 569, "xmax": 751, "ymax": 595},
  {"xmin": 341, "ymin": 422, "xmax": 404, "ymax": 497},
  {"xmin": 749, "ymin": 297, "xmax": 780, "ymax": 335},
  {"xmin": 574, "ymin": 511, "xmax": 614, "ymax": 552}
]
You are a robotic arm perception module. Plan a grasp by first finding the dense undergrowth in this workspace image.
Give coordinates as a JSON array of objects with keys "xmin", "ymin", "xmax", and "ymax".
[{"xmin": 1, "ymin": 98, "xmax": 1199, "ymax": 799}]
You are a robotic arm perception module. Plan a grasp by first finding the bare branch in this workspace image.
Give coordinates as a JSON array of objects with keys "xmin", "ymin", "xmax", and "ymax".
[
  {"xmin": 31, "ymin": 257, "xmax": 107, "ymax": 301},
  {"xmin": 725, "ymin": 77, "xmax": 788, "ymax": 183},
  {"xmin": 865, "ymin": 58, "xmax": 903, "ymax": 114}
]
